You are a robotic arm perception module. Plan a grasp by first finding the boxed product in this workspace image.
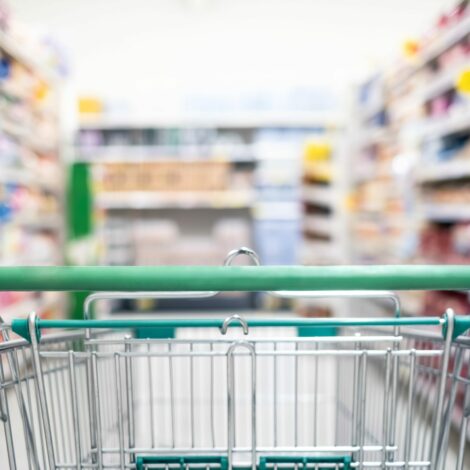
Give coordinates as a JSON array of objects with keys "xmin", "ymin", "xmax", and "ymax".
[{"xmin": 100, "ymin": 161, "xmax": 231, "ymax": 192}]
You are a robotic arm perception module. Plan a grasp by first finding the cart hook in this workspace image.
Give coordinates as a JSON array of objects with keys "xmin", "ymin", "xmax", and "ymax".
[
  {"xmin": 224, "ymin": 247, "xmax": 260, "ymax": 266},
  {"xmin": 220, "ymin": 314, "xmax": 249, "ymax": 335}
]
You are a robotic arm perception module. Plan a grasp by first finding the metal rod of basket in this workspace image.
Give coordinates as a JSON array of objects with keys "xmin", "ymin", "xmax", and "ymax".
[
  {"xmin": 10, "ymin": 312, "xmax": 470, "ymax": 342},
  {"xmin": 11, "ymin": 315, "xmax": 448, "ymax": 342}
]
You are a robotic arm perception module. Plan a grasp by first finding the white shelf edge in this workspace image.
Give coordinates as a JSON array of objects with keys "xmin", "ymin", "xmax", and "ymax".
[
  {"xmin": 420, "ymin": 14, "xmax": 470, "ymax": 66},
  {"xmin": 422, "ymin": 203, "xmax": 470, "ymax": 221},
  {"xmin": 302, "ymin": 185, "xmax": 333, "ymax": 206},
  {"xmin": 360, "ymin": 97, "xmax": 386, "ymax": 122},
  {"xmin": 304, "ymin": 214, "xmax": 335, "ymax": 237},
  {"xmin": 0, "ymin": 30, "xmax": 59, "ymax": 83},
  {"xmin": 8, "ymin": 213, "xmax": 62, "ymax": 230},
  {"xmin": 357, "ymin": 127, "xmax": 391, "ymax": 147},
  {"xmin": 416, "ymin": 159, "xmax": 470, "ymax": 182},
  {"xmin": 253, "ymin": 201, "xmax": 300, "ymax": 220},
  {"xmin": 418, "ymin": 111, "xmax": 470, "ymax": 139},
  {"xmin": 418, "ymin": 63, "xmax": 466, "ymax": 103},
  {"xmin": 301, "ymin": 239, "xmax": 340, "ymax": 265},
  {"xmin": 79, "ymin": 111, "xmax": 344, "ymax": 130},
  {"xmin": 95, "ymin": 190, "xmax": 255, "ymax": 210},
  {"xmin": 77, "ymin": 145, "xmax": 257, "ymax": 163},
  {"xmin": 0, "ymin": 167, "xmax": 62, "ymax": 193},
  {"xmin": 1, "ymin": 120, "xmax": 59, "ymax": 154},
  {"xmin": 393, "ymin": 13, "xmax": 470, "ymax": 86}
]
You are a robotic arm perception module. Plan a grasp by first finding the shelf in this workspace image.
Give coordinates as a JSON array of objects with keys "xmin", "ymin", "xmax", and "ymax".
[
  {"xmin": 419, "ymin": 111, "xmax": 470, "ymax": 139},
  {"xmin": 0, "ymin": 23, "xmax": 64, "ymax": 273},
  {"xmin": 398, "ymin": 62, "xmax": 470, "ymax": 114},
  {"xmin": 79, "ymin": 111, "xmax": 343, "ymax": 130},
  {"xmin": 26, "ymin": 135, "xmax": 58, "ymax": 154},
  {"xmin": 302, "ymin": 185, "xmax": 333, "ymax": 206},
  {"xmin": 304, "ymin": 161, "xmax": 333, "ymax": 182},
  {"xmin": 0, "ymin": 120, "xmax": 26, "ymax": 139},
  {"xmin": 420, "ymin": 14, "xmax": 470, "ymax": 66},
  {"xmin": 360, "ymin": 100, "xmax": 386, "ymax": 122},
  {"xmin": 353, "ymin": 161, "xmax": 393, "ymax": 183},
  {"xmin": 8, "ymin": 213, "xmax": 62, "ymax": 231},
  {"xmin": 417, "ymin": 159, "xmax": 470, "ymax": 182},
  {"xmin": 418, "ymin": 63, "xmax": 467, "ymax": 103},
  {"xmin": 0, "ymin": 167, "xmax": 34, "ymax": 185},
  {"xmin": 394, "ymin": 13, "xmax": 470, "ymax": 86},
  {"xmin": 354, "ymin": 211, "xmax": 408, "ymax": 226},
  {"xmin": 423, "ymin": 203, "xmax": 470, "ymax": 221},
  {"xmin": 95, "ymin": 190, "xmax": 255, "ymax": 210},
  {"xmin": 0, "ymin": 30, "xmax": 59, "ymax": 83},
  {"xmin": 301, "ymin": 239, "xmax": 340, "ymax": 265},
  {"xmin": 1, "ymin": 119, "xmax": 58, "ymax": 154},
  {"xmin": 253, "ymin": 202, "xmax": 300, "ymax": 220},
  {"xmin": 0, "ymin": 167, "xmax": 62, "ymax": 193},
  {"xmin": 357, "ymin": 127, "xmax": 392, "ymax": 147},
  {"xmin": 78, "ymin": 144, "xmax": 257, "ymax": 163},
  {"xmin": 304, "ymin": 214, "xmax": 335, "ymax": 237}
]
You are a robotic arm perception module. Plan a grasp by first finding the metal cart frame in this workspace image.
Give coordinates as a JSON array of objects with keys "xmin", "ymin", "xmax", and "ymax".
[{"xmin": 1, "ymin": 259, "xmax": 470, "ymax": 470}]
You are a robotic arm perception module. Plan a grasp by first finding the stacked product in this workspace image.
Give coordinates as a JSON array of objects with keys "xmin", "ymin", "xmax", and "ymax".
[
  {"xmin": 0, "ymin": 14, "xmax": 64, "ymax": 319},
  {"xmin": 78, "ymin": 117, "xmax": 334, "ymax": 276},
  {"xmin": 420, "ymin": 224, "xmax": 470, "ymax": 314},
  {"xmin": 353, "ymin": 0, "xmax": 470, "ymax": 316},
  {"xmin": 99, "ymin": 161, "xmax": 231, "ymax": 192},
  {"xmin": 253, "ymin": 129, "xmax": 304, "ymax": 266},
  {"xmin": 300, "ymin": 137, "xmax": 346, "ymax": 316},
  {"xmin": 133, "ymin": 219, "xmax": 250, "ymax": 266},
  {"xmin": 302, "ymin": 138, "xmax": 334, "ymax": 262},
  {"xmin": 350, "ymin": 72, "xmax": 414, "ymax": 264}
]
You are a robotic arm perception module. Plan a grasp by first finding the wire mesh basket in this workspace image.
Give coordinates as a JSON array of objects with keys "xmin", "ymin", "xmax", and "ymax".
[{"xmin": 1, "ymin": 248, "xmax": 470, "ymax": 469}]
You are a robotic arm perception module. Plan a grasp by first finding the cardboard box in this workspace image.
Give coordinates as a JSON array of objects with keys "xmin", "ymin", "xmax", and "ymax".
[{"xmin": 101, "ymin": 161, "xmax": 231, "ymax": 192}]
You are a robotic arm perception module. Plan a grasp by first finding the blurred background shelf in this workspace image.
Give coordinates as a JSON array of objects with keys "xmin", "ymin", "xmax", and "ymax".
[
  {"xmin": 79, "ymin": 111, "xmax": 343, "ymax": 130},
  {"xmin": 416, "ymin": 159, "xmax": 470, "ymax": 182},
  {"xmin": 76, "ymin": 116, "xmax": 342, "ymax": 312},
  {"xmin": 0, "ymin": 12, "xmax": 66, "ymax": 321},
  {"xmin": 423, "ymin": 203, "xmax": 470, "ymax": 221},
  {"xmin": 95, "ymin": 190, "xmax": 256, "ymax": 210},
  {"xmin": 349, "ymin": 0, "xmax": 470, "ymax": 326},
  {"xmin": 0, "ymin": 29, "xmax": 60, "ymax": 83}
]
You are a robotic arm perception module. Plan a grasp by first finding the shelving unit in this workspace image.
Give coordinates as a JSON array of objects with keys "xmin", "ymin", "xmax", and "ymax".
[
  {"xmin": 298, "ymin": 134, "xmax": 348, "ymax": 315},
  {"xmin": 302, "ymin": 139, "xmax": 342, "ymax": 265},
  {"xmin": 95, "ymin": 189, "xmax": 256, "ymax": 210},
  {"xmin": 0, "ymin": 26, "xmax": 65, "ymax": 319},
  {"xmin": 76, "ymin": 115, "xmax": 339, "ymax": 310},
  {"xmin": 79, "ymin": 111, "xmax": 340, "ymax": 130},
  {"xmin": 350, "ymin": 72, "xmax": 409, "ymax": 265},
  {"xmin": 350, "ymin": 0, "xmax": 470, "ymax": 316}
]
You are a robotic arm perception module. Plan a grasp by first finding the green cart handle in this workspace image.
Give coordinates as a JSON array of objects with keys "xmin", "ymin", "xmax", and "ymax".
[
  {"xmin": 10, "ymin": 311, "xmax": 470, "ymax": 342},
  {"xmin": 1, "ymin": 265, "xmax": 470, "ymax": 292}
]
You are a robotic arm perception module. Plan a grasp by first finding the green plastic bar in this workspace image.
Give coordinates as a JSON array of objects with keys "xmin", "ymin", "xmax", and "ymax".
[
  {"xmin": 136, "ymin": 456, "xmax": 228, "ymax": 470},
  {"xmin": 451, "ymin": 315, "xmax": 470, "ymax": 339},
  {"xmin": 259, "ymin": 456, "xmax": 352, "ymax": 470},
  {"xmin": 1, "ymin": 265, "xmax": 470, "ymax": 292},
  {"xmin": 12, "ymin": 316, "xmax": 444, "ymax": 343}
]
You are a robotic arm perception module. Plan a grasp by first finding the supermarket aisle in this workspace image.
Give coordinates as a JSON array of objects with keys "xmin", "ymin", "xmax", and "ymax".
[{"xmin": 0, "ymin": 1, "xmax": 470, "ymax": 469}]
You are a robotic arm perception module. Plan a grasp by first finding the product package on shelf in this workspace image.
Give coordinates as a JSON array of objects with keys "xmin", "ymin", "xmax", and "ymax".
[
  {"xmin": 98, "ymin": 161, "xmax": 231, "ymax": 193},
  {"xmin": 0, "ymin": 16, "xmax": 64, "ymax": 320}
]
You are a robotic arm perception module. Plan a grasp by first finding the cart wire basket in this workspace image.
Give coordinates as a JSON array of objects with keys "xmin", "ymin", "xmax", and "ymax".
[{"xmin": 1, "ymin": 249, "xmax": 470, "ymax": 470}]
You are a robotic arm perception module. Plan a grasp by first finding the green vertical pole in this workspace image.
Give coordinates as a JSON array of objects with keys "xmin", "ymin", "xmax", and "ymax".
[{"xmin": 66, "ymin": 162, "xmax": 94, "ymax": 319}]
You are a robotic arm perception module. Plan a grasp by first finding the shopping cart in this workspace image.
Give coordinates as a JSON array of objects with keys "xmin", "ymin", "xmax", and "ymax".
[{"xmin": 1, "ymin": 248, "xmax": 470, "ymax": 470}]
